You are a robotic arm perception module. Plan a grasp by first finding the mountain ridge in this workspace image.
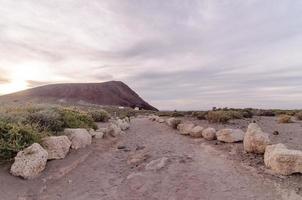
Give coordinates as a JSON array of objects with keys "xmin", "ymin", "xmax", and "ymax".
[{"xmin": 0, "ymin": 81, "xmax": 158, "ymax": 111}]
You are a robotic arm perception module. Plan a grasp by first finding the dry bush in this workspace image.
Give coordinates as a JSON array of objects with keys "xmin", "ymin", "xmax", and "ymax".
[
  {"xmin": 192, "ymin": 111, "xmax": 207, "ymax": 120},
  {"xmin": 277, "ymin": 115, "xmax": 292, "ymax": 123},
  {"xmin": 88, "ymin": 110, "xmax": 110, "ymax": 122},
  {"xmin": 207, "ymin": 111, "xmax": 231, "ymax": 123}
]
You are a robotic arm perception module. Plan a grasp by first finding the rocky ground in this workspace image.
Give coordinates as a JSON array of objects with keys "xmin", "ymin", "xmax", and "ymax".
[{"xmin": 1, "ymin": 117, "xmax": 302, "ymax": 200}]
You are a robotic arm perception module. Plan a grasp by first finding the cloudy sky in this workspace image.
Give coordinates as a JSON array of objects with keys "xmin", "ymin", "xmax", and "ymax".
[{"xmin": 1, "ymin": 0, "xmax": 302, "ymax": 110}]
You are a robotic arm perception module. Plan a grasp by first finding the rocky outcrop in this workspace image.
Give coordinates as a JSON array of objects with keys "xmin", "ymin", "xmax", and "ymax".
[
  {"xmin": 244, "ymin": 123, "xmax": 270, "ymax": 154},
  {"xmin": 202, "ymin": 128, "xmax": 216, "ymax": 140},
  {"xmin": 65, "ymin": 129, "xmax": 92, "ymax": 150},
  {"xmin": 42, "ymin": 136, "xmax": 71, "ymax": 160},
  {"xmin": 264, "ymin": 144, "xmax": 302, "ymax": 175},
  {"xmin": 177, "ymin": 123, "xmax": 195, "ymax": 135},
  {"xmin": 166, "ymin": 118, "xmax": 181, "ymax": 129},
  {"xmin": 216, "ymin": 129, "xmax": 244, "ymax": 143},
  {"xmin": 189, "ymin": 126, "xmax": 204, "ymax": 138},
  {"xmin": 10, "ymin": 143, "xmax": 48, "ymax": 179}
]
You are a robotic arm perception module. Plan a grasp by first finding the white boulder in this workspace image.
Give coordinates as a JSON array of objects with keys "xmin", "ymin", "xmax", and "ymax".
[
  {"xmin": 116, "ymin": 118, "xmax": 130, "ymax": 131},
  {"xmin": 202, "ymin": 128, "xmax": 216, "ymax": 140},
  {"xmin": 216, "ymin": 129, "xmax": 244, "ymax": 143},
  {"xmin": 42, "ymin": 136, "xmax": 71, "ymax": 160},
  {"xmin": 244, "ymin": 123, "xmax": 271, "ymax": 154},
  {"xmin": 10, "ymin": 143, "xmax": 48, "ymax": 179},
  {"xmin": 107, "ymin": 123, "xmax": 122, "ymax": 137},
  {"xmin": 264, "ymin": 144, "xmax": 302, "ymax": 175},
  {"xmin": 157, "ymin": 118, "xmax": 165, "ymax": 123},
  {"xmin": 65, "ymin": 129, "xmax": 92, "ymax": 150},
  {"xmin": 166, "ymin": 118, "xmax": 181, "ymax": 129},
  {"xmin": 177, "ymin": 123, "xmax": 195, "ymax": 135},
  {"xmin": 189, "ymin": 126, "xmax": 204, "ymax": 138}
]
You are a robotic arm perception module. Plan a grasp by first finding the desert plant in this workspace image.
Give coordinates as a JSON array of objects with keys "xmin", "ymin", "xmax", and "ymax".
[
  {"xmin": 277, "ymin": 115, "xmax": 292, "ymax": 123},
  {"xmin": 26, "ymin": 108, "xmax": 64, "ymax": 133},
  {"xmin": 89, "ymin": 110, "xmax": 110, "ymax": 122},
  {"xmin": 60, "ymin": 109, "xmax": 97, "ymax": 130},
  {"xmin": 171, "ymin": 112, "xmax": 185, "ymax": 117},
  {"xmin": 0, "ymin": 122, "xmax": 42, "ymax": 160},
  {"xmin": 207, "ymin": 111, "xmax": 231, "ymax": 123},
  {"xmin": 192, "ymin": 111, "xmax": 207, "ymax": 120}
]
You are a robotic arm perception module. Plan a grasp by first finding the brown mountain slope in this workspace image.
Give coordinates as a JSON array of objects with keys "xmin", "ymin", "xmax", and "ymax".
[{"xmin": 0, "ymin": 81, "xmax": 158, "ymax": 111}]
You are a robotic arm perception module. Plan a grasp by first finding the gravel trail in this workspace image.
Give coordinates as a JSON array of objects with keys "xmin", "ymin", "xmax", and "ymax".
[{"xmin": 1, "ymin": 118, "xmax": 300, "ymax": 200}]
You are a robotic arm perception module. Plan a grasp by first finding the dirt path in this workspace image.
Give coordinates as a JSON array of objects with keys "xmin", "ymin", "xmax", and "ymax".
[{"xmin": 1, "ymin": 118, "xmax": 301, "ymax": 200}]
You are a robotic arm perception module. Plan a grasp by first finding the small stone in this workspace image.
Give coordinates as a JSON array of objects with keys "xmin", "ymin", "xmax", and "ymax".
[{"xmin": 145, "ymin": 157, "xmax": 169, "ymax": 171}]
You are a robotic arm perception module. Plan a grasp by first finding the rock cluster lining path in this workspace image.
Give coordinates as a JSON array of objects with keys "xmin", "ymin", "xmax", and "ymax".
[{"xmin": 0, "ymin": 118, "xmax": 299, "ymax": 200}]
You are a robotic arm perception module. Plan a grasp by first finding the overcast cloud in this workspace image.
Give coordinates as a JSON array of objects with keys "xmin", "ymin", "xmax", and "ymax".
[{"xmin": 1, "ymin": 0, "xmax": 302, "ymax": 110}]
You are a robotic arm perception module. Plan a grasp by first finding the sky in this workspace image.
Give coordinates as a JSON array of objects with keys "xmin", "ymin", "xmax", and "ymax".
[{"xmin": 1, "ymin": 0, "xmax": 302, "ymax": 110}]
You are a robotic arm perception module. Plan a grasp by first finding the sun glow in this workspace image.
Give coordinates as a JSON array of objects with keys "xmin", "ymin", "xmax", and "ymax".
[{"xmin": 0, "ymin": 63, "xmax": 52, "ymax": 95}]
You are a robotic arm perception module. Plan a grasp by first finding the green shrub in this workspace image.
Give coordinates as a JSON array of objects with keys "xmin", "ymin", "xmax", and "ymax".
[
  {"xmin": 192, "ymin": 111, "xmax": 207, "ymax": 120},
  {"xmin": 257, "ymin": 110, "xmax": 275, "ymax": 116},
  {"xmin": 227, "ymin": 111, "xmax": 244, "ymax": 119},
  {"xmin": 171, "ymin": 112, "xmax": 184, "ymax": 117},
  {"xmin": 295, "ymin": 111, "xmax": 302, "ymax": 120},
  {"xmin": 277, "ymin": 115, "xmax": 292, "ymax": 123},
  {"xmin": 0, "ymin": 122, "xmax": 42, "ymax": 160},
  {"xmin": 26, "ymin": 109, "xmax": 64, "ymax": 133},
  {"xmin": 207, "ymin": 111, "xmax": 231, "ymax": 123},
  {"xmin": 89, "ymin": 110, "xmax": 110, "ymax": 122},
  {"xmin": 241, "ymin": 109, "xmax": 253, "ymax": 118},
  {"xmin": 60, "ymin": 109, "xmax": 97, "ymax": 130}
]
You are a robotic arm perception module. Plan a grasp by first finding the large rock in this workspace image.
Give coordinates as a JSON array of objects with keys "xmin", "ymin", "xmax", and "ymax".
[
  {"xmin": 42, "ymin": 136, "xmax": 71, "ymax": 160},
  {"xmin": 148, "ymin": 115, "xmax": 159, "ymax": 122},
  {"xmin": 65, "ymin": 129, "xmax": 92, "ymax": 150},
  {"xmin": 166, "ymin": 118, "xmax": 181, "ymax": 129},
  {"xmin": 244, "ymin": 123, "xmax": 270, "ymax": 154},
  {"xmin": 116, "ymin": 118, "xmax": 130, "ymax": 131},
  {"xmin": 216, "ymin": 129, "xmax": 244, "ymax": 143},
  {"xmin": 10, "ymin": 143, "xmax": 48, "ymax": 179},
  {"xmin": 264, "ymin": 144, "xmax": 302, "ymax": 175},
  {"xmin": 157, "ymin": 117, "xmax": 165, "ymax": 123},
  {"xmin": 107, "ymin": 123, "xmax": 122, "ymax": 137},
  {"xmin": 177, "ymin": 123, "xmax": 195, "ymax": 135},
  {"xmin": 202, "ymin": 128, "xmax": 216, "ymax": 140},
  {"xmin": 189, "ymin": 126, "xmax": 204, "ymax": 138}
]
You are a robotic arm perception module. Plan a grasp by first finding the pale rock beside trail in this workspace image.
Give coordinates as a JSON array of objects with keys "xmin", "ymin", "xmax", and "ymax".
[
  {"xmin": 177, "ymin": 123, "xmax": 195, "ymax": 135},
  {"xmin": 42, "ymin": 136, "xmax": 71, "ymax": 160},
  {"xmin": 127, "ymin": 151, "xmax": 150, "ymax": 165},
  {"xmin": 202, "ymin": 128, "xmax": 216, "ymax": 140},
  {"xmin": 89, "ymin": 129, "xmax": 105, "ymax": 139},
  {"xmin": 10, "ymin": 143, "xmax": 48, "ymax": 179},
  {"xmin": 65, "ymin": 129, "xmax": 92, "ymax": 150},
  {"xmin": 107, "ymin": 123, "xmax": 122, "ymax": 137},
  {"xmin": 148, "ymin": 115, "xmax": 159, "ymax": 122},
  {"xmin": 145, "ymin": 157, "xmax": 169, "ymax": 171},
  {"xmin": 166, "ymin": 118, "xmax": 181, "ymax": 129},
  {"xmin": 189, "ymin": 126, "xmax": 204, "ymax": 138},
  {"xmin": 216, "ymin": 129, "xmax": 244, "ymax": 143},
  {"xmin": 244, "ymin": 123, "xmax": 270, "ymax": 154},
  {"xmin": 157, "ymin": 118, "xmax": 165, "ymax": 123},
  {"xmin": 116, "ymin": 118, "xmax": 130, "ymax": 131},
  {"xmin": 264, "ymin": 144, "xmax": 302, "ymax": 175}
]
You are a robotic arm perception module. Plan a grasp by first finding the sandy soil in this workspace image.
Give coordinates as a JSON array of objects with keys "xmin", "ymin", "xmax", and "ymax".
[{"xmin": 0, "ymin": 117, "xmax": 301, "ymax": 200}]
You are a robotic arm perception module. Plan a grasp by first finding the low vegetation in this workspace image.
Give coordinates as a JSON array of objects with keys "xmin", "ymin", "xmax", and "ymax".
[
  {"xmin": 0, "ymin": 105, "xmax": 103, "ymax": 161},
  {"xmin": 88, "ymin": 110, "xmax": 110, "ymax": 122},
  {"xmin": 207, "ymin": 111, "xmax": 232, "ymax": 123},
  {"xmin": 277, "ymin": 115, "xmax": 292, "ymax": 124}
]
